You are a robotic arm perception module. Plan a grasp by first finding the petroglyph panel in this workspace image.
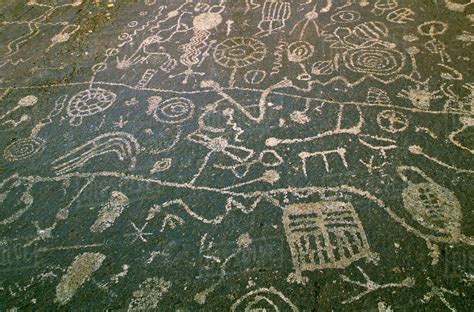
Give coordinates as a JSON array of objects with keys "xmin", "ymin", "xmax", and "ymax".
[{"xmin": 0, "ymin": 0, "xmax": 472, "ymax": 310}]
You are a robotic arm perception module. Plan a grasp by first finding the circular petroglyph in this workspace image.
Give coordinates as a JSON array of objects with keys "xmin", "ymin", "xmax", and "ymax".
[
  {"xmin": 151, "ymin": 158, "xmax": 172, "ymax": 173},
  {"xmin": 213, "ymin": 37, "xmax": 267, "ymax": 69},
  {"xmin": 259, "ymin": 150, "xmax": 283, "ymax": 167},
  {"xmin": 261, "ymin": 170, "xmax": 280, "ymax": 184},
  {"xmin": 377, "ymin": 110, "xmax": 409, "ymax": 133},
  {"xmin": 67, "ymin": 88, "xmax": 117, "ymax": 126},
  {"xmin": 51, "ymin": 32, "xmax": 70, "ymax": 43},
  {"xmin": 152, "ymin": 97, "xmax": 194, "ymax": 124},
  {"xmin": 418, "ymin": 21, "xmax": 448, "ymax": 36},
  {"xmin": 92, "ymin": 62, "xmax": 107, "ymax": 72},
  {"xmin": 287, "ymin": 41, "xmax": 314, "ymax": 63},
  {"xmin": 4, "ymin": 137, "xmax": 45, "ymax": 161},
  {"xmin": 244, "ymin": 69, "xmax": 267, "ymax": 84},
  {"xmin": 311, "ymin": 60, "xmax": 334, "ymax": 75},
  {"xmin": 208, "ymin": 137, "xmax": 229, "ymax": 152},
  {"xmin": 331, "ymin": 10, "xmax": 361, "ymax": 23},
  {"xmin": 193, "ymin": 12, "xmax": 223, "ymax": 30},
  {"xmin": 343, "ymin": 47, "xmax": 405, "ymax": 76},
  {"xmin": 104, "ymin": 48, "xmax": 119, "ymax": 57}
]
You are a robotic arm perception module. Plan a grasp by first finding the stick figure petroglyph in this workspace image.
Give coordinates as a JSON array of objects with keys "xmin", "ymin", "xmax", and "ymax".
[
  {"xmin": 194, "ymin": 233, "xmax": 254, "ymax": 304},
  {"xmin": 290, "ymin": 5, "xmax": 322, "ymax": 39},
  {"xmin": 116, "ymin": 36, "xmax": 176, "ymax": 72}
]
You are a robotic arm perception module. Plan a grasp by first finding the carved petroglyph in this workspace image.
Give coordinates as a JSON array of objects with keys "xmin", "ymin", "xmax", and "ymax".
[
  {"xmin": 152, "ymin": 97, "xmax": 194, "ymax": 124},
  {"xmin": 397, "ymin": 81, "xmax": 442, "ymax": 110},
  {"xmin": 422, "ymin": 278, "xmax": 460, "ymax": 312},
  {"xmin": 51, "ymin": 132, "xmax": 140, "ymax": 175},
  {"xmin": 194, "ymin": 232, "xmax": 254, "ymax": 304},
  {"xmin": 66, "ymin": 89, "xmax": 117, "ymax": 126},
  {"xmin": 0, "ymin": 175, "xmax": 34, "ymax": 225},
  {"xmin": 55, "ymin": 252, "xmax": 106, "ymax": 305},
  {"xmin": 90, "ymin": 191, "xmax": 129, "ymax": 233},
  {"xmin": 397, "ymin": 166, "xmax": 474, "ymax": 263},
  {"xmin": 256, "ymin": 0, "xmax": 291, "ymax": 37},
  {"xmin": 343, "ymin": 46, "xmax": 405, "ymax": 76},
  {"xmin": 0, "ymin": 0, "xmax": 81, "ymax": 68},
  {"xmin": 125, "ymin": 222, "xmax": 152, "ymax": 243},
  {"xmin": 0, "ymin": 0, "xmax": 473, "ymax": 309},
  {"xmin": 299, "ymin": 147, "xmax": 348, "ymax": 176},
  {"xmin": 4, "ymin": 137, "xmax": 45, "ymax": 162},
  {"xmin": 231, "ymin": 287, "xmax": 298, "ymax": 311},
  {"xmin": 341, "ymin": 267, "xmax": 415, "ymax": 304},
  {"xmin": 128, "ymin": 277, "xmax": 171, "ymax": 311},
  {"xmin": 213, "ymin": 37, "xmax": 267, "ymax": 86},
  {"xmin": 376, "ymin": 110, "xmax": 409, "ymax": 133},
  {"xmin": 398, "ymin": 167, "xmax": 463, "ymax": 237},
  {"xmin": 283, "ymin": 201, "xmax": 376, "ymax": 284}
]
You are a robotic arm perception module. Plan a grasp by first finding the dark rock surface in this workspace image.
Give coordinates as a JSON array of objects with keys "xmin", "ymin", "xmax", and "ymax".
[{"xmin": 0, "ymin": 0, "xmax": 473, "ymax": 310}]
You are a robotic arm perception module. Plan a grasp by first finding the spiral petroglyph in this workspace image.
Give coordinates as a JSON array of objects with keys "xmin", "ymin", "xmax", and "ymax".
[
  {"xmin": 343, "ymin": 47, "xmax": 406, "ymax": 76},
  {"xmin": 152, "ymin": 97, "xmax": 194, "ymax": 124},
  {"xmin": 3, "ymin": 137, "xmax": 45, "ymax": 161}
]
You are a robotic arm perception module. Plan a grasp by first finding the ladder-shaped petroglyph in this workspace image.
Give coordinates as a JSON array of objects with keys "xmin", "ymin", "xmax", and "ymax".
[
  {"xmin": 283, "ymin": 201, "xmax": 377, "ymax": 284},
  {"xmin": 299, "ymin": 147, "xmax": 348, "ymax": 177},
  {"xmin": 255, "ymin": 0, "xmax": 291, "ymax": 37}
]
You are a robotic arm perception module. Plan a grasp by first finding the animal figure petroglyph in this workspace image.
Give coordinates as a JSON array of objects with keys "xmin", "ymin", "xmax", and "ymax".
[
  {"xmin": 66, "ymin": 89, "xmax": 117, "ymax": 126},
  {"xmin": 397, "ymin": 166, "xmax": 474, "ymax": 263}
]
